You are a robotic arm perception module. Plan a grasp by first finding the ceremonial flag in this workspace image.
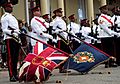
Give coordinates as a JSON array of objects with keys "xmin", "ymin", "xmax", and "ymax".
[
  {"xmin": 63, "ymin": 42, "xmax": 110, "ymax": 73},
  {"xmin": 33, "ymin": 42, "xmax": 43, "ymax": 55},
  {"xmin": 19, "ymin": 47, "xmax": 69, "ymax": 82}
]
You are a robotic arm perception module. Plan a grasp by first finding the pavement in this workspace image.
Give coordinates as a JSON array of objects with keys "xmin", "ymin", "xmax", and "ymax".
[{"xmin": 0, "ymin": 64, "xmax": 120, "ymax": 84}]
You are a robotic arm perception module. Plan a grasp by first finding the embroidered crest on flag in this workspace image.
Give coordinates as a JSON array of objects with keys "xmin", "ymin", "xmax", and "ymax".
[
  {"xmin": 73, "ymin": 51, "xmax": 95, "ymax": 63},
  {"xmin": 32, "ymin": 56, "xmax": 51, "ymax": 66}
]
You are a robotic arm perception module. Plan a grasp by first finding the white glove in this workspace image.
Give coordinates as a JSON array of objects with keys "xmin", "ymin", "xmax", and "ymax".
[
  {"xmin": 48, "ymin": 35, "xmax": 53, "ymax": 39},
  {"xmin": 14, "ymin": 30, "xmax": 20, "ymax": 34},
  {"xmin": 42, "ymin": 33, "xmax": 53, "ymax": 40},
  {"xmin": 45, "ymin": 34, "xmax": 53, "ymax": 39},
  {"xmin": 55, "ymin": 30, "xmax": 63, "ymax": 34},
  {"xmin": 92, "ymin": 38, "xmax": 97, "ymax": 41},
  {"xmin": 12, "ymin": 32, "xmax": 21, "ymax": 44},
  {"xmin": 117, "ymin": 33, "xmax": 120, "ymax": 37},
  {"xmin": 12, "ymin": 32, "xmax": 18, "ymax": 38},
  {"xmin": 74, "ymin": 38, "xmax": 81, "ymax": 43},
  {"xmin": 52, "ymin": 39, "xmax": 57, "ymax": 43}
]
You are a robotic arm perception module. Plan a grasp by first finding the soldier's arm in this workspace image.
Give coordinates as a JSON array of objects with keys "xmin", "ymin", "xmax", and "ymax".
[{"xmin": 1, "ymin": 18, "xmax": 13, "ymax": 35}]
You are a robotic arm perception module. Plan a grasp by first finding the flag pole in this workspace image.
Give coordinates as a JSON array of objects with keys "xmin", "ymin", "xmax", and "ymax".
[
  {"xmin": 59, "ymin": 30, "xmax": 110, "ymax": 57},
  {"xmin": 52, "ymin": 26, "xmax": 109, "ymax": 55},
  {"xmin": 57, "ymin": 34, "xmax": 74, "ymax": 54},
  {"xmin": 21, "ymin": 33, "xmax": 69, "ymax": 56}
]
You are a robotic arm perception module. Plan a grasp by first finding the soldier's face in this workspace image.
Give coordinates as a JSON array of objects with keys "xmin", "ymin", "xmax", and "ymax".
[
  {"xmin": 70, "ymin": 18, "xmax": 75, "ymax": 22},
  {"xmin": 58, "ymin": 12, "xmax": 62, "ymax": 17},
  {"xmin": 5, "ymin": 6, "xmax": 13, "ymax": 13},
  {"xmin": 101, "ymin": 8, "xmax": 108, "ymax": 14},
  {"xmin": 33, "ymin": 10, "xmax": 41, "ymax": 17}
]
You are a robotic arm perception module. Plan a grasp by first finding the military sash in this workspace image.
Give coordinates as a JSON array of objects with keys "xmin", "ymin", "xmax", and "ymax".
[
  {"xmin": 101, "ymin": 15, "xmax": 113, "ymax": 26},
  {"xmin": 35, "ymin": 18, "xmax": 47, "ymax": 28}
]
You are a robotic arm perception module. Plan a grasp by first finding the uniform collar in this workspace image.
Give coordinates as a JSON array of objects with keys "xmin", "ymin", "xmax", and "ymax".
[
  {"xmin": 101, "ymin": 13, "xmax": 110, "ymax": 16},
  {"xmin": 33, "ymin": 16, "xmax": 43, "ymax": 19},
  {"xmin": 56, "ymin": 16, "xmax": 62, "ymax": 19},
  {"xmin": 70, "ymin": 22, "xmax": 75, "ymax": 24},
  {"xmin": 5, "ymin": 12, "xmax": 11, "ymax": 15},
  {"xmin": 34, "ymin": 16, "xmax": 39, "ymax": 18}
]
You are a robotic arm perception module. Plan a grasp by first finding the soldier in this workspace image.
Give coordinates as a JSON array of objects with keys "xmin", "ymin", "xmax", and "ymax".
[
  {"xmin": 42, "ymin": 14, "xmax": 50, "ymax": 28},
  {"xmin": 48, "ymin": 14, "xmax": 57, "ymax": 47},
  {"xmin": 67, "ymin": 14, "xmax": 81, "ymax": 51},
  {"xmin": 42, "ymin": 14, "xmax": 50, "ymax": 22},
  {"xmin": 98, "ymin": 5, "xmax": 120, "ymax": 68},
  {"xmin": 111, "ymin": 6, "xmax": 120, "ymax": 66},
  {"xmin": 80, "ymin": 19, "xmax": 97, "ymax": 44},
  {"xmin": 30, "ymin": 6, "xmax": 53, "ymax": 54},
  {"xmin": 42, "ymin": 14, "xmax": 57, "ymax": 46},
  {"xmin": 52, "ymin": 8, "xmax": 71, "ymax": 73},
  {"xmin": 62, "ymin": 16, "xmax": 68, "ymax": 24},
  {"xmin": 1, "ymin": 2, "xmax": 20, "ymax": 82},
  {"xmin": 92, "ymin": 18, "xmax": 102, "ymax": 49}
]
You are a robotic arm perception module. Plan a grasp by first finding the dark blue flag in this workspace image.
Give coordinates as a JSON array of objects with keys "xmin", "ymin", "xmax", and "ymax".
[{"xmin": 63, "ymin": 42, "xmax": 110, "ymax": 73}]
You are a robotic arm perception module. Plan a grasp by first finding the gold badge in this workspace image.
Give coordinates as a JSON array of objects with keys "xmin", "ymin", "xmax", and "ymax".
[
  {"xmin": 32, "ymin": 56, "xmax": 51, "ymax": 66},
  {"xmin": 73, "ymin": 51, "xmax": 95, "ymax": 63}
]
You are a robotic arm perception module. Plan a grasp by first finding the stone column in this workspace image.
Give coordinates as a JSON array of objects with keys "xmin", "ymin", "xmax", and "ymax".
[
  {"xmin": 86, "ymin": 0, "xmax": 94, "ymax": 24},
  {"xmin": 57, "ymin": 0, "xmax": 65, "ymax": 16},
  {"xmin": 25, "ymin": 0, "xmax": 29, "ymax": 25},
  {"xmin": 40, "ymin": 0, "xmax": 49, "ymax": 15},
  {"xmin": 100, "ymin": 0, "xmax": 106, "ymax": 6}
]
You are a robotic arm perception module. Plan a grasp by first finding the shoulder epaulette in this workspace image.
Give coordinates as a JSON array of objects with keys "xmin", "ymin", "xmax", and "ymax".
[{"xmin": 3, "ymin": 14, "xmax": 7, "ymax": 17}]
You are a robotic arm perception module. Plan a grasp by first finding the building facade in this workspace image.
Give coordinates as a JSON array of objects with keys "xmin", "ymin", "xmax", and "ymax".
[{"xmin": 0, "ymin": 0, "xmax": 119, "ymax": 25}]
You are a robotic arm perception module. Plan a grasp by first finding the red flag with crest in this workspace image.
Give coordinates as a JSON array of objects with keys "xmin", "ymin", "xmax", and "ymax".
[{"xmin": 19, "ymin": 47, "xmax": 69, "ymax": 82}]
